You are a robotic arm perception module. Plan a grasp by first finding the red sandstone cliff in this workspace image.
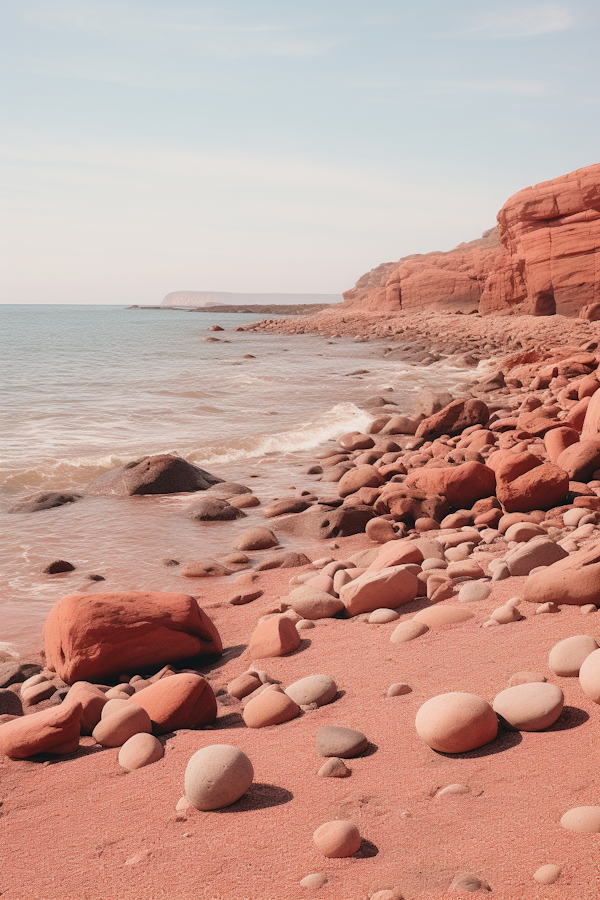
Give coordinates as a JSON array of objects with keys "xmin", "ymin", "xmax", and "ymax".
[{"xmin": 343, "ymin": 163, "xmax": 600, "ymax": 318}]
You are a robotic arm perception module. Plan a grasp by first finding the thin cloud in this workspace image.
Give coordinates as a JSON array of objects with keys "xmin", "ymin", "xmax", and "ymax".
[
  {"xmin": 469, "ymin": 3, "xmax": 572, "ymax": 37},
  {"xmin": 12, "ymin": 1, "xmax": 337, "ymax": 58}
]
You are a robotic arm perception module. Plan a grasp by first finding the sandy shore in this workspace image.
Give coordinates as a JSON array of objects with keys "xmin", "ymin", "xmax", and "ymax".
[{"xmin": 2, "ymin": 310, "xmax": 600, "ymax": 900}]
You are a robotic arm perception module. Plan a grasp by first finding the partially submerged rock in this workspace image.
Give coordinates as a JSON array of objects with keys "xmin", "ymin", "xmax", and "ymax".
[{"xmin": 86, "ymin": 455, "xmax": 222, "ymax": 497}]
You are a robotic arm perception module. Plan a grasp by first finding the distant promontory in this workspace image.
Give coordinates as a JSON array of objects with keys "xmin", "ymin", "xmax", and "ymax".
[{"xmin": 161, "ymin": 291, "xmax": 342, "ymax": 308}]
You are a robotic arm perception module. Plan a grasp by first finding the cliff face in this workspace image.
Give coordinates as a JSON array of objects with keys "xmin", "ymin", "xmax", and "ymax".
[{"xmin": 343, "ymin": 163, "xmax": 600, "ymax": 318}]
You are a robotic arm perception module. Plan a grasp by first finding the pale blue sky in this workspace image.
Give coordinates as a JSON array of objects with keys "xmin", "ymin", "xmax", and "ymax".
[{"xmin": 1, "ymin": 1, "xmax": 598, "ymax": 303}]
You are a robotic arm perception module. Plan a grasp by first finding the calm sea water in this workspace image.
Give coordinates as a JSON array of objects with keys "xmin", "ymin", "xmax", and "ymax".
[{"xmin": 0, "ymin": 305, "xmax": 479, "ymax": 653}]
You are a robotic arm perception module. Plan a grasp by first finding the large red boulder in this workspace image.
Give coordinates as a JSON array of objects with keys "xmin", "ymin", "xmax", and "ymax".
[
  {"xmin": 557, "ymin": 440, "xmax": 600, "ymax": 482},
  {"xmin": 405, "ymin": 461, "xmax": 496, "ymax": 509},
  {"xmin": 130, "ymin": 673, "xmax": 216, "ymax": 733},
  {"xmin": 582, "ymin": 390, "xmax": 600, "ymax": 439},
  {"xmin": 544, "ymin": 427, "xmax": 581, "ymax": 463},
  {"xmin": 497, "ymin": 463, "xmax": 570, "ymax": 513},
  {"xmin": 86, "ymin": 454, "xmax": 222, "ymax": 497},
  {"xmin": 43, "ymin": 592, "xmax": 222, "ymax": 684},
  {"xmin": 0, "ymin": 700, "xmax": 82, "ymax": 758},
  {"xmin": 415, "ymin": 399, "xmax": 489, "ymax": 441},
  {"xmin": 524, "ymin": 543, "xmax": 600, "ymax": 606}
]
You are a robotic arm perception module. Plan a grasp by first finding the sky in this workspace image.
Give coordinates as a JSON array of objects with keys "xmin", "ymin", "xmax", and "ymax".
[{"xmin": 1, "ymin": 1, "xmax": 599, "ymax": 304}]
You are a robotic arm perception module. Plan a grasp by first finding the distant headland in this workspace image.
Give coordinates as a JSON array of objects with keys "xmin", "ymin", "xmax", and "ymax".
[{"xmin": 160, "ymin": 291, "xmax": 342, "ymax": 308}]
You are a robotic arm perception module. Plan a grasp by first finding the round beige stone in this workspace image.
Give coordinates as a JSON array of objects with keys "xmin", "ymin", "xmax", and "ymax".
[
  {"xmin": 369, "ymin": 608, "xmax": 400, "ymax": 624},
  {"xmin": 100, "ymin": 698, "xmax": 131, "ymax": 719},
  {"xmin": 184, "ymin": 744, "xmax": 254, "ymax": 811},
  {"xmin": 285, "ymin": 675, "xmax": 337, "ymax": 707},
  {"xmin": 492, "ymin": 682, "xmax": 564, "ymax": 731},
  {"xmin": 313, "ymin": 820, "xmax": 361, "ymax": 858},
  {"xmin": 533, "ymin": 864, "xmax": 561, "ymax": 885},
  {"xmin": 390, "ymin": 620, "xmax": 428, "ymax": 644},
  {"xmin": 490, "ymin": 604, "xmax": 522, "ymax": 624},
  {"xmin": 118, "ymin": 733, "xmax": 164, "ymax": 770},
  {"xmin": 560, "ymin": 806, "xmax": 600, "ymax": 833},
  {"xmin": 415, "ymin": 692, "xmax": 498, "ymax": 753},
  {"xmin": 413, "ymin": 606, "xmax": 474, "ymax": 627},
  {"xmin": 549, "ymin": 634, "xmax": 599, "ymax": 677},
  {"xmin": 578, "ymin": 648, "xmax": 600, "ymax": 702},
  {"xmin": 92, "ymin": 704, "xmax": 152, "ymax": 748}
]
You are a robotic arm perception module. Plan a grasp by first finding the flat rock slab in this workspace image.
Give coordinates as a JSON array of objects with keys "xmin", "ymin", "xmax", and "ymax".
[{"xmin": 316, "ymin": 726, "xmax": 369, "ymax": 758}]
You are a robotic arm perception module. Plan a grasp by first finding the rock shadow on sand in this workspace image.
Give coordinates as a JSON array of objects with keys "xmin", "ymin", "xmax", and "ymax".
[
  {"xmin": 434, "ymin": 729, "xmax": 522, "ymax": 759},
  {"xmin": 546, "ymin": 706, "xmax": 590, "ymax": 731},
  {"xmin": 214, "ymin": 783, "xmax": 293, "ymax": 813},
  {"xmin": 354, "ymin": 839, "xmax": 379, "ymax": 858}
]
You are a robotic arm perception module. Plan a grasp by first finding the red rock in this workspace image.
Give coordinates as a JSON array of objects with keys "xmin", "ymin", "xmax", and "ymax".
[
  {"xmin": 415, "ymin": 399, "xmax": 489, "ymax": 440},
  {"xmin": 64, "ymin": 681, "xmax": 107, "ymax": 735},
  {"xmin": 405, "ymin": 462, "xmax": 496, "ymax": 509},
  {"xmin": 544, "ymin": 426, "xmax": 581, "ymax": 463},
  {"xmin": 343, "ymin": 164, "xmax": 600, "ymax": 318},
  {"xmin": 415, "ymin": 692, "xmax": 498, "ymax": 753},
  {"xmin": 86, "ymin": 454, "xmax": 221, "ymax": 497},
  {"xmin": 313, "ymin": 820, "xmax": 361, "ymax": 858},
  {"xmin": 367, "ymin": 539, "xmax": 424, "ymax": 572},
  {"xmin": 524, "ymin": 542, "xmax": 600, "ymax": 606},
  {"xmin": 43, "ymin": 592, "xmax": 222, "ymax": 684},
  {"xmin": 242, "ymin": 687, "xmax": 300, "ymax": 728},
  {"xmin": 557, "ymin": 440, "xmax": 600, "ymax": 482},
  {"xmin": 130, "ymin": 674, "xmax": 216, "ymax": 734},
  {"xmin": 338, "ymin": 432, "xmax": 374, "ymax": 451},
  {"xmin": 582, "ymin": 385, "xmax": 600, "ymax": 438},
  {"xmin": 497, "ymin": 462, "xmax": 569, "ymax": 512},
  {"xmin": 564, "ymin": 395, "xmax": 591, "ymax": 431},
  {"xmin": 340, "ymin": 565, "xmax": 419, "ymax": 616},
  {"xmin": 247, "ymin": 614, "xmax": 302, "ymax": 660},
  {"xmin": 0, "ymin": 700, "xmax": 82, "ymax": 759},
  {"xmin": 337, "ymin": 465, "xmax": 383, "ymax": 498}
]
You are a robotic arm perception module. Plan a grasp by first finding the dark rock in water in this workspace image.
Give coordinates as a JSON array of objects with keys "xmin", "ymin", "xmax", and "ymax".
[
  {"xmin": 88, "ymin": 574, "xmax": 106, "ymax": 581},
  {"xmin": 86, "ymin": 454, "xmax": 222, "ymax": 497},
  {"xmin": 254, "ymin": 552, "xmax": 311, "ymax": 571},
  {"xmin": 184, "ymin": 498, "xmax": 246, "ymax": 521},
  {"xmin": 43, "ymin": 560, "xmax": 76, "ymax": 574},
  {"xmin": 262, "ymin": 498, "xmax": 311, "ymax": 518},
  {"xmin": 0, "ymin": 690, "xmax": 24, "ymax": 717},
  {"xmin": 8, "ymin": 491, "xmax": 82, "ymax": 513},
  {"xmin": 0, "ymin": 661, "xmax": 43, "ymax": 689},
  {"xmin": 181, "ymin": 559, "xmax": 234, "ymax": 577},
  {"xmin": 163, "ymin": 559, "xmax": 180, "ymax": 567},
  {"xmin": 274, "ymin": 505, "xmax": 375, "ymax": 540},
  {"xmin": 204, "ymin": 482, "xmax": 252, "ymax": 498}
]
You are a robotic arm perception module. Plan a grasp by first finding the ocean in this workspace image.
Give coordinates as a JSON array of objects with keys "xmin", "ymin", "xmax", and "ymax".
[{"xmin": 0, "ymin": 304, "xmax": 480, "ymax": 652}]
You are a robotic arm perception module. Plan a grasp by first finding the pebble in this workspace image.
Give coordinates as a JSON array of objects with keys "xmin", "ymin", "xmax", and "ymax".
[
  {"xmin": 316, "ymin": 725, "xmax": 369, "ymax": 758},
  {"xmin": 105, "ymin": 688, "xmax": 133, "ymax": 701},
  {"xmin": 92, "ymin": 705, "xmax": 152, "ymax": 748},
  {"xmin": 390, "ymin": 621, "xmax": 429, "ymax": 644},
  {"xmin": 458, "ymin": 582, "xmax": 491, "ymax": 603},
  {"xmin": 548, "ymin": 634, "xmax": 599, "ymax": 676},
  {"xmin": 436, "ymin": 783, "xmax": 470, "ymax": 797},
  {"xmin": 490, "ymin": 604, "xmax": 522, "ymax": 624},
  {"xmin": 492, "ymin": 682, "xmax": 564, "ymax": 731},
  {"xmin": 491, "ymin": 563, "xmax": 510, "ymax": 581},
  {"xmin": 118, "ymin": 733, "xmax": 164, "ymax": 770},
  {"xmin": 387, "ymin": 683, "xmax": 412, "ymax": 697},
  {"xmin": 578, "ymin": 648, "xmax": 600, "ymax": 702},
  {"xmin": 318, "ymin": 757, "xmax": 351, "ymax": 778},
  {"xmin": 313, "ymin": 820, "xmax": 361, "ymax": 858},
  {"xmin": 20, "ymin": 673, "xmax": 48, "ymax": 693},
  {"xmin": 21, "ymin": 681, "xmax": 57, "ymax": 705},
  {"xmin": 415, "ymin": 692, "xmax": 498, "ymax": 753},
  {"xmin": 288, "ymin": 587, "xmax": 344, "ymax": 619},
  {"xmin": 560, "ymin": 806, "xmax": 600, "ymax": 833},
  {"xmin": 184, "ymin": 744, "xmax": 254, "ymax": 810},
  {"xmin": 369, "ymin": 608, "xmax": 400, "ymax": 623},
  {"xmin": 535, "ymin": 601, "xmax": 560, "ymax": 614},
  {"xmin": 296, "ymin": 619, "xmax": 315, "ymax": 630},
  {"xmin": 300, "ymin": 873, "xmax": 328, "ymax": 889},
  {"xmin": 243, "ymin": 687, "xmax": 300, "ymax": 728},
  {"xmin": 533, "ymin": 864, "xmax": 561, "ymax": 885},
  {"xmin": 508, "ymin": 671, "xmax": 546, "ymax": 686},
  {"xmin": 232, "ymin": 527, "xmax": 279, "ymax": 551},
  {"xmin": 581, "ymin": 604, "xmax": 598, "ymax": 614},
  {"xmin": 449, "ymin": 872, "xmax": 491, "ymax": 893},
  {"xmin": 413, "ymin": 606, "xmax": 474, "ymax": 627},
  {"xmin": 227, "ymin": 672, "xmax": 262, "ymax": 700},
  {"xmin": 101, "ymin": 698, "xmax": 132, "ymax": 719},
  {"xmin": 285, "ymin": 675, "xmax": 337, "ymax": 707}
]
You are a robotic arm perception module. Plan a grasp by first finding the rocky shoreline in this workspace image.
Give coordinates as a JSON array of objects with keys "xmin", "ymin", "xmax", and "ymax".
[{"xmin": 2, "ymin": 311, "xmax": 600, "ymax": 899}]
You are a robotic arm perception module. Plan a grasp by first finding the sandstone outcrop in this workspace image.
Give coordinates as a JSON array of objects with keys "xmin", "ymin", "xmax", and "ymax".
[{"xmin": 342, "ymin": 163, "xmax": 600, "ymax": 317}]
